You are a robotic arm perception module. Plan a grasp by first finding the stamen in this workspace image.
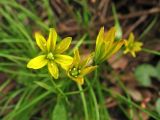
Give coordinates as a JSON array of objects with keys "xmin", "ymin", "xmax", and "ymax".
[
  {"xmin": 47, "ymin": 52, "xmax": 54, "ymax": 60},
  {"xmin": 69, "ymin": 67, "xmax": 81, "ymax": 77}
]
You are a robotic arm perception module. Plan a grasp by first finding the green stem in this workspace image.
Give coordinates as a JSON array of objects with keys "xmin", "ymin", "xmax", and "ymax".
[
  {"xmin": 86, "ymin": 78, "xmax": 100, "ymax": 120},
  {"xmin": 77, "ymin": 84, "xmax": 89, "ymax": 120},
  {"xmin": 50, "ymin": 77, "xmax": 68, "ymax": 103},
  {"xmin": 94, "ymin": 68, "xmax": 111, "ymax": 120},
  {"xmin": 114, "ymin": 73, "xmax": 133, "ymax": 119},
  {"xmin": 142, "ymin": 48, "xmax": 160, "ymax": 56},
  {"xmin": 6, "ymin": 91, "xmax": 51, "ymax": 119},
  {"xmin": 103, "ymin": 88, "xmax": 160, "ymax": 120}
]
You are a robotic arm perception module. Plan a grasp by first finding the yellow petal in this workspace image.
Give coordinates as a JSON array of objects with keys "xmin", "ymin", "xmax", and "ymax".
[
  {"xmin": 80, "ymin": 66, "xmax": 97, "ymax": 76},
  {"xmin": 72, "ymin": 49, "xmax": 80, "ymax": 67},
  {"xmin": 124, "ymin": 39, "xmax": 129, "ymax": 47},
  {"xmin": 106, "ymin": 40, "xmax": 124, "ymax": 59},
  {"xmin": 104, "ymin": 27, "xmax": 116, "ymax": 50},
  {"xmin": 131, "ymin": 51, "xmax": 136, "ymax": 57},
  {"xmin": 48, "ymin": 62, "xmax": 59, "ymax": 79},
  {"xmin": 35, "ymin": 32, "xmax": 47, "ymax": 52},
  {"xmin": 97, "ymin": 27, "xmax": 116, "ymax": 62},
  {"xmin": 123, "ymin": 49, "xmax": 129, "ymax": 54},
  {"xmin": 55, "ymin": 37, "xmax": 72, "ymax": 54},
  {"xmin": 128, "ymin": 33, "xmax": 134, "ymax": 45},
  {"xmin": 27, "ymin": 55, "xmax": 48, "ymax": 69},
  {"xmin": 133, "ymin": 42, "xmax": 143, "ymax": 52},
  {"xmin": 111, "ymin": 41, "xmax": 124, "ymax": 54},
  {"xmin": 75, "ymin": 77, "xmax": 84, "ymax": 85},
  {"xmin": 96, "ymin": 27, "xmax": 104, "ymax": 50},
  {"xmin": 68, "ymin": 75, "xmax": 84, "ymax": 85},
  {"xmin": 47, "ymin": 28, "xmax": 57, "ymax": 52},
  {"xmin": 80, "ymin": 53, "xmax": 94, "ymax": 68},
  {"xmin": 55, "ymin": 54, "xmax": 73, "ymax": 70},
  {"xmin": 97, "ymin": 42, "xmax": 109, "ymax": 63},
  {"xmin": 95, "ymin": 27, "xmax": 104, "ymax": 60}
]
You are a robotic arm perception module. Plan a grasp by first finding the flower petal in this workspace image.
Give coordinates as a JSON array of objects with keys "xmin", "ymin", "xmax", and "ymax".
[
  {"xmin": 48, "ymin": 62, "xmax": 59, "ymax": 79},
  {"xmin": 47, "ymin": 28, "xmax": 57, "ymax": 52},
  {"xmin": 97, "ymin": 42, "xmax": 108, "ymax": 63},
  {"xmin": 95, "ymin": 27, "xmax": 104, "ymax": 60},
  {"xmin": 75, "ymin": 77, "xmax": 84, "ymax": 85},
  {"xmin": 55, "ymin": 54, "xmax": 73, "ymax": 70},
  {"xmin": 80, "ymin": 53, "xmax": 94, "ymax": 68},
  {"xmin": 105, "ymin": 40, "xmax": 124, "ymax": 59},
  {"xmin": 123, "ymin": 49, "xmax": 129, "ymax": 54},
  {"xmin": 55, "ymin": 37, "xmax": 72, "ymax": 54},
  {"xmin": 80, "ymin": 66, "xmax": 97, "ymax": 76},
  {"xmin": 27, "ymin": 55, "xmax": 47, "ymax": 69},
  {"xmin": 104, "ymin": 27, "xmax": 116, "ymax": 50},
  {"xmin": 73, "ymin": 49, "xmax": 80, "ymax": 66},
  {"xmin": 131, "ymin": 51, "xmax": 136, "ymax": 57},
  {"xmin": 96, "ymin": 27, "xmax": 104, "ymax": 50},
  {"xmin": 128, "ymin": 33, "xmax": 134, "ymax": 46},
  {"xmin": 133, "ymin": 42, "xmax": 143, "ymax": 52},
  {"xmin": 67, "ymin": 72, "xmax": 84, "ymax": 85},
  {"xmin": 35, "ymin": 32, "xmax": 47, "ymax": 52}
]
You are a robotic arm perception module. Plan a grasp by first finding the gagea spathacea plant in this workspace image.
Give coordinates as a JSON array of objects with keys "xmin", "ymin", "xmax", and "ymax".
[{"xmin": 27, "ymin": 27, "xmax": 142, "ymax": 85}]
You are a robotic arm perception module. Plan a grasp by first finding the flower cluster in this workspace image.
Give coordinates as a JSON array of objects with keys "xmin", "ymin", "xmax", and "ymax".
[{"xmin": 27, "ymin": 27, "xmax": 143, "ymax": 85}]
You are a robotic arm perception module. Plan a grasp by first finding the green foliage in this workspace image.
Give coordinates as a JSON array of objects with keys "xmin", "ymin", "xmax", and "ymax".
[
  {"xmin": 156, "ymin": 98, "xmax": 160, "ymax": 115},
  {"xmin": 34, "ymin": 81, "xmax": 56, "ymax": 92},
  {"xmin": 134, "ymin": 63, "xmax": 160, "ymax": 86},
  {"xmin": 156, "ymin": 61, "xmax": 160, "ymax": 79},
  {"xmin": 52, "ymin": 100, "xmax": 67, "ymax": 120},
  {"xmin": 112, "ymin": 3, "xmax": 122, "ymax": 41}
]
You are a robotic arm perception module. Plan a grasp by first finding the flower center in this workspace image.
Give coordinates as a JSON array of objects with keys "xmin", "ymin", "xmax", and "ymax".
[
  {"xmin": 70, "ymin": 67, "xmax": 81, "ymax": 77},
  {"xmin": 47, "ymin": 52, "xmax": 54, "ymax": 60}
]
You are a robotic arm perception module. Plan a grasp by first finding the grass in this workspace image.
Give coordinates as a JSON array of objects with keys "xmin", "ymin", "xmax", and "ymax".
[{"xmin": 0, "ymin": 0, "xmax": 160, "ymax": 120}]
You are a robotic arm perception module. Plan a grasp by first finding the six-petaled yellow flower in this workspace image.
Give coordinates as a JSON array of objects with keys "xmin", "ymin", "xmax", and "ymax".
[
  {"xmin": 67, "ymin": 49, "xmax": 97, "ymax": 85},
  {"xmin": 124, "ymin": 33, "xmax": 143, "ymax": 57},
  {"xmin": 27, "ymin": 28, "xmax": 73, "ymax": 79},
  {"xmin": 95, "ymin": 27, "xmax": 124, "ymax": 64}
]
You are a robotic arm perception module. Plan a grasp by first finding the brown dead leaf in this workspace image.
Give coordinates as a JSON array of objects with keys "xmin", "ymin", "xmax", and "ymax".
[
  {"xmin": 108, "ymin": 54, "xmax": 129, "ymax": 70},
  {"xmin": 127, "ymin": 88, "xmax": 143, "ymax": 102}
]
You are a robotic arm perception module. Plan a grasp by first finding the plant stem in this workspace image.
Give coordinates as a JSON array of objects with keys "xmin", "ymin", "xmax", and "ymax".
[
  {"xmin": 94, "ymin": 68, "xmax": 111, "ymax": 120},
  {"xmin": 142, "ymin": 48, "xmax": 160, "ymax": 56},
  {"xmin": 50, "ymin": 77, "xmax": 68, "ymax": 103},
  {"xmin": 103, "ymin": 87, "xmax": 160, "ymax": 120},
  {"xmin": 86, "ymin": 78, "xmax": 100, "ymax": 120},
  {"xmin": 77, "ymin": 84, "xmax": 89, "ymax": 120},
  {"xmin": 111, "ymin": 71, "xmax": 134, "ymax": 119}
]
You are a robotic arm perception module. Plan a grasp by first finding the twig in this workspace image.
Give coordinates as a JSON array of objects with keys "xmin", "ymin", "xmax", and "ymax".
[
  {"xmin": 123, "ymin": 15, "xmax": 147, "ymax": 38},
  {"xmin": 105, "ymin": 7, "xmax": 160, "ymax": 23}
]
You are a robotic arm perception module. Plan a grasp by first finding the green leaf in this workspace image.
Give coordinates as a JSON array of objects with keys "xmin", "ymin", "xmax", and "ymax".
[
  {"xmin": 52, "ymin": 100, "xmax": 67, "ymax": 120},
  {"xmin": 156, "ymin": 98, "xmax": 160, "ymax": 115},
  {"xmin": 156, "ymin": 61, "xmax": 160, "ymax": 79},
  {"xmin": 134, "ymin": 64, "xmax": 158, "ymax": 86},
  {"xmin": 34, "ymin": 81, "xmax": 56, "ymax": 92},
  {"xmin": 112, "ymin": 3, "xmax": 122, "ymax": 41}
]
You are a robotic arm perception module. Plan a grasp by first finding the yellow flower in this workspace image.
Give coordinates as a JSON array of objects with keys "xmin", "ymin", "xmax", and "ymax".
[
  {"xmin": 124, "ymin": 33, "xmax": 143, "ymax": 57},
  {"xmin": 27, "ymin": 28, "xmax": 73, "ymax": 79},
  {"xmin": 95, "ymin": 27, "xmax": 124, "ymax": 64},
  {"xmin": 67, "ymin": 49, "xmax": 97, "ymax": 85}
]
